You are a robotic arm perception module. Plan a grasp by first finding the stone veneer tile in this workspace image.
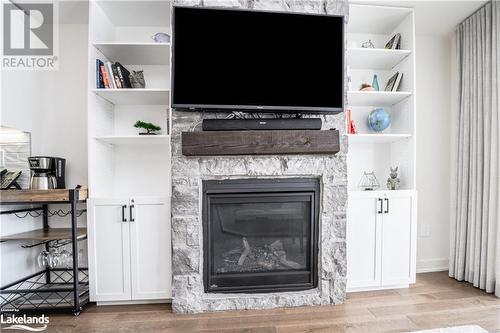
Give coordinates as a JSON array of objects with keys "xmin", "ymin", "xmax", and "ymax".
[
  {"xmin": 171, "ymin": 184, "xmax": 200, "ymax": 217},
  {"xmin": 172, "ymin": 246, "xmax": 200, "ymax": 274},
  {"xmin": 171, "ymin": 0, "xmax": 349, "ymax": 313},
  {"xmin": 172, "ymin": 217, "xmax": 200, "ymax": 247}
]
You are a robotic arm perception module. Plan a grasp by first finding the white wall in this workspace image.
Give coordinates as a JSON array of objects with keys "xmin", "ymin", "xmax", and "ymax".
[
  {"xmin": 0, "ymin": 23, "xmax": 88, "ymax": 286},
  {"xmin": 415, "ymin": 34, "xmax": 452, "ymax": 272}
]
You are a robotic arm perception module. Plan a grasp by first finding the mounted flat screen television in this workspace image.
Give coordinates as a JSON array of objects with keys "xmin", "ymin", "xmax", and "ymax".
[{"xmin": 172, "ymin": 7, "xmax": 344, "ymax": 114}]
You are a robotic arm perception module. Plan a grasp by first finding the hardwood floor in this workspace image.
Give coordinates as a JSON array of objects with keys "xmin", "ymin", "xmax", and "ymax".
[{"xmin": 29, "ymin": 272, "xmax": 500, "ymax": 332}]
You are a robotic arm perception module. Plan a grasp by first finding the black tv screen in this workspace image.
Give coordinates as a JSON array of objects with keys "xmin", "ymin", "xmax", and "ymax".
[{"xmin": 172, "ymin": 7, "xmax": 344, "ymax": 113}]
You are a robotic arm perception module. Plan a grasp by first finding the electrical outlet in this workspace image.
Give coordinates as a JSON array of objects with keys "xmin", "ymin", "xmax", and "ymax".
[{"xmin": 420, "ymin": 224, "xmax": 431, "ymax": 237}]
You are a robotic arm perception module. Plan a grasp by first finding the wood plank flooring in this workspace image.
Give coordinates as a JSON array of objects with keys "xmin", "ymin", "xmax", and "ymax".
[{"xmin": 17, "ymin": 272, "xmax": 500, "ymax": 333}]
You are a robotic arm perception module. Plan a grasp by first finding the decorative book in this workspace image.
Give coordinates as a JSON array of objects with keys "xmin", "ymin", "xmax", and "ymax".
[{"xmin": 96, "ymin": 59, "xmax": 133, "ymax": 89}]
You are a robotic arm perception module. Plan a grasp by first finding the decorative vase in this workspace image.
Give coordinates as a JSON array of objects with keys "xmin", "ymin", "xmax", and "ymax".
[{"xmin": 372, "ymin": 75, "xmax": 380, "ymax": 91}]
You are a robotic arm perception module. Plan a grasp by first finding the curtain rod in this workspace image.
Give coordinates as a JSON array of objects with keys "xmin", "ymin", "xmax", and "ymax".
[{"xmin": 459, "ymin": 0, "xmax": 490, "ymax": 26}]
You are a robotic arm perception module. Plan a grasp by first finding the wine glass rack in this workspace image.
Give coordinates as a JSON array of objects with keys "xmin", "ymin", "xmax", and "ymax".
[{"xmin": 0, "ymin": 187, "xmax": 89, "ymax": 316}]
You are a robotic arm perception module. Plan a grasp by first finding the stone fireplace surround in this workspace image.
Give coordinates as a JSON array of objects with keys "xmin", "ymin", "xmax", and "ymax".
[{"xmin": 171, "ymin": 0, "xmax": 349, "ymax": 313}]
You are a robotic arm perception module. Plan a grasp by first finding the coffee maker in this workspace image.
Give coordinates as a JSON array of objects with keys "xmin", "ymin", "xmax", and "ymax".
[{"xmin": 28, "ymin": 156, "xmax": 66, "ymax": 190}]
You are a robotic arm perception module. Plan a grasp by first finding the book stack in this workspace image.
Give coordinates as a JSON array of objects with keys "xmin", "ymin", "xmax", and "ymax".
[
  {"xmin": 96, "ymin": 59, "xmax": 132, "ymax": 89},
  {"xmin": 346, "ymin": 109, "xmax": 358, "ymax": 134}
]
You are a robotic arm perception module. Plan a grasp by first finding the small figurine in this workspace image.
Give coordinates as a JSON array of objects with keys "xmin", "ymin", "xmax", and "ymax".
[
  {"xmin": 359, "ymin": 171, "xmax": 380, "ymax": 191},
  {"xmin": 152, "ymin": 32, "xmax": 170, "ymax": 43},
  {"xmin": 129, "ymin": 70, "xmax": 146, "ymax": 88},
  {"xmin": 387, "ymin": 166, "xmax": 401, "ymax": 190},
  {"xmin": 134, "ymin": 120, "xmax": 161, "ymax": 135},
  {"xmin": 360, "ymin": 83, "xmax": 374, "ymax": 91},
  {"xmin": 362, "ymin": 40, "xmax": 375, "ymax": 48}
]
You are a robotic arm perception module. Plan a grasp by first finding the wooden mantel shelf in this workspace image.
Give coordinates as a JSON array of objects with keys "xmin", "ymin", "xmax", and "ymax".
[
  {"xmin": 182, "ymin": 130, "xmax": 340, "ymax": 156},
  {"xmin": 0, "ymin": 187, "xmax": 88, "ymax": 204}
]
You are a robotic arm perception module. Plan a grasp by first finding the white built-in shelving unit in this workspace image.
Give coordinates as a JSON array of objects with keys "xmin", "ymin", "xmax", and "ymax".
[
  {"xmin": 87, "ymin": 0, "xmax": 172, "ymax": 198},
  {"xmin": 87, "ymin": 0, "xmax": 172, "ymax": 304},
  {"xmin": 346, "ymin": 4, "xmax": 416, "ymax": 192},
  {"xmin": 346, "ymin": 4, "xmax": 417, "ymax": 292}
]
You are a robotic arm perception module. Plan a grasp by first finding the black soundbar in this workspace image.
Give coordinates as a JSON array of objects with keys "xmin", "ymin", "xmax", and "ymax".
[{"xmin": 202, "ymin": 118, "xmax": 322, "ymax": 131}]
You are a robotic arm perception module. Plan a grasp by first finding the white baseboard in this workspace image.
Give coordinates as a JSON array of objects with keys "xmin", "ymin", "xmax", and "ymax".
[
  {"xmin": 96, "ymin": 299, "xmax": 172, "ymax": 306},
  {"xmin": 417, "ymin": 258, "xmax": 449, "ymax": 273},
  {"xmin": 347, "ymin": 284, "xmax": 409, "ymax": 293}
]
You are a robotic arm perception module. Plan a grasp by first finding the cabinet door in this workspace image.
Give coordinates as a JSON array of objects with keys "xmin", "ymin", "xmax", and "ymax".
[
  {"xmin": 129, "ymin": 196, "xmax": 171, "ymax": 300},
  {"xmin": 88, "ymin": 198, "xmax": 131, "ymax": 302},
  {"xmin": 347, "ymin": 196, "xmax": 382, "ymax": 290},
  {"xmin": 381, "ymin": 196, "xmax": 412, "ymax": 286}
]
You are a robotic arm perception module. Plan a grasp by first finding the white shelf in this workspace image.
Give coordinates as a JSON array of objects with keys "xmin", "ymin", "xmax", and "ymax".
[
  {"xmin": 93, "ymin": 89, "xmax": 169, "ymax": 105},
  {"xmin": 347, "ymin": 48, "xmax": 411, "ymax": 70},
  {"xmin": 348, "ymin": 5, "xmax": 412, "ymax": 34},
  {"xmin": 347, "ymin": 133, "xmax": 411, "ymax": 144},
  {"xmin": 93, "ymin": 42, "xmax": 170, "ymax": 65},
  {"xmin": 347, "ymin": 91, "xmax": 411, "ymax": 106},
  {"xmin": 95, "ymin": 1, "xmax": 171, "ymax": 27},
  {"xmin": 348, "ymin": 189, "xmax": 416, "ymax": 197},
  {"xmin": 94, "ymin": 135, "xmax": 170, "ymax": 145}
]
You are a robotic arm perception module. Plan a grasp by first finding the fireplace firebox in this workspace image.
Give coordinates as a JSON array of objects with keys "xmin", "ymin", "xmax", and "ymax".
[{"xmin": 202, "ymin": 178, "xmax": 319, "ymax": 293}]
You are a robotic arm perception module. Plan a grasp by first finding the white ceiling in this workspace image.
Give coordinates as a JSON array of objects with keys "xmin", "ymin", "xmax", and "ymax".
[
  {"xmin": 351, "ymin": 0, "xmax": 488, "ymax": 35},
  {"xmin": 9, "ymin": 0, "xmax": 89, "ymax": 24},
  {"xmin": 29, "ymin": 0, "xmax": 489, "ymax": 33}
]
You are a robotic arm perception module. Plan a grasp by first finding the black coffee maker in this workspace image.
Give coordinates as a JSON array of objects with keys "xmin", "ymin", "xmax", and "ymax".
[{"xmin": 28, "ymin": 156, "xmax": 66, "ymax": 190}]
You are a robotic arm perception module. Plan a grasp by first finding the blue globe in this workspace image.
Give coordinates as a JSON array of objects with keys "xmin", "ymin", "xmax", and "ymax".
[{"xmin": 368, "ymin": 108, "xmax": 391, "ymax": 132}]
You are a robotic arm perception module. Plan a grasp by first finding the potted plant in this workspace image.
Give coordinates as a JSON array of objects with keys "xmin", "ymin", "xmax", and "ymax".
[{"xmin": 134, "ymin": 120, "xmax": 161, "ymax": 135}]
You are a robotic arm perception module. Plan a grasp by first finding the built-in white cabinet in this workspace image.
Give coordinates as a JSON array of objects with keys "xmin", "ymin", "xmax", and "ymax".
[
  {"xmin": 88, "ymin": 198, "xmax": 131, "ymax": 301},
  {"xmin": 347, "ymin": 191, "xmax": 417, "ymax": 292},
  {"xmin": 346, "ymin": 195, "xmax": 381, "ymax": 289},
  {"xmin": 129, "ymin": 197, "xmax": 171, "ymax": 300},
  {"xmin": 87, "ymin": 1, "xmax": 172, "ymax": 305},
  {"xmin": 346, "ymin": 4, "xmax": 417, "ymax": 292},
  {"xmin": 88, "ymin": 196, "xmax": 171, "ymax": 303},
  {"xmin": 380, "ymin": 195, "xmax": 413, "ymax": 286}
]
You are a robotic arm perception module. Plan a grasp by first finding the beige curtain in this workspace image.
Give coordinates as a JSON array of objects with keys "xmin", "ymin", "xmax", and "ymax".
[{"xmin": 450, "ymin": 1, "xmax": 500, "ymax": 297}]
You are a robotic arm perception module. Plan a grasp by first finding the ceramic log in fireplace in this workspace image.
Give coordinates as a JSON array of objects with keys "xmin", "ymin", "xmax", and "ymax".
[{"xmin": 202, "ymin": 178, "xmax": 319, "ymax": 293}]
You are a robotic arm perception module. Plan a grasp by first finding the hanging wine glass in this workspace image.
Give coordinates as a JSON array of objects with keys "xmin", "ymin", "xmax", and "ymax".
[
  {"xmin": 47, "ymin": 248, "xmax": 60, "ymax": 269},
  {"xmin": 37, "ymin": 250, "xmax": 49, "ymax": 268},
  {"xmin": 59, "ymin": 249, "xmax": 71, "ymax": 269}
]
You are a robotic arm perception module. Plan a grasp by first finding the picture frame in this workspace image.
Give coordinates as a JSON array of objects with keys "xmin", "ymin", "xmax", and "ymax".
[
  {"xmin": 385, "ymin": 72, "xmax": 403, "ymax": 92},
  {"xmin": 385, "ymin": 33, "xmax": 402, "ymax": 50}
]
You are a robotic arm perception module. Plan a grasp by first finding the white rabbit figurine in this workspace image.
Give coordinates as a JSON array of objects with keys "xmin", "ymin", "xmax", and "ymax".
[{"xmin": 387, "ymin": 166, "xmax": 400, "ymax": 190}]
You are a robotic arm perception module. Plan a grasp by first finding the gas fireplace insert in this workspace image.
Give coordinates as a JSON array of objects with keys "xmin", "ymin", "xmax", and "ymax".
[{"xmin": 202, "ymin": 178, "xmax": 319, "ymax": 293}]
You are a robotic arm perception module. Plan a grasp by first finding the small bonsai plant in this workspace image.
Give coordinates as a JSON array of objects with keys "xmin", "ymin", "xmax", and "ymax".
[{"xmin": 134, "ymin": 120, "xmax": 161, "ymax": 135}]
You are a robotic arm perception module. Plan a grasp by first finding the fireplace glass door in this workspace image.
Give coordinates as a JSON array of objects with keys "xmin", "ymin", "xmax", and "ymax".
[{"xmin": 203, "ymin": 179, "xmax": 319, "ymax": 293}]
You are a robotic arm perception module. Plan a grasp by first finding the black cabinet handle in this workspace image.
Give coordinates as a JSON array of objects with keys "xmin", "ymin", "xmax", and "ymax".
[
  {"xmin": 384, "ymin": 198, "xmax": 389, "ymax": 214},
  {"xmin": 129, "ymin": 204, "xmax": 135, "ymax": 222},
  {"xmin": 377, "ymin": 198, "xmax": 383, "ymax": 214},
  {"xmin": 121, "ymin": 205, "xmax": 127, "ymax": 222}
]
